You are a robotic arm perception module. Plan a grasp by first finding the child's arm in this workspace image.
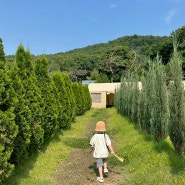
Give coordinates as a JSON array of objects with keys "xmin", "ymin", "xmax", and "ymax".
[
  {"xmin": 108, "ymin": 145, "xmax": 115, "ymax": 155},
  {"xmin": 89, "ymin": 145, "xmax": 94, "ymax": 154}
]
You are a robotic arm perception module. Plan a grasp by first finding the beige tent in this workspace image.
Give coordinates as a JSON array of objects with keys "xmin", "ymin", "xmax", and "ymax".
[{"xmin": 88, "ymin": 83, "xmax": 121, "ymax": 108}]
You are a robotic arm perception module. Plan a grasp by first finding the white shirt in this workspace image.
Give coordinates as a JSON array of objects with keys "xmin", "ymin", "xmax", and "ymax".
[{"xmin": 90, "ymin": 133, "xmax": 111, "ymax": 158}]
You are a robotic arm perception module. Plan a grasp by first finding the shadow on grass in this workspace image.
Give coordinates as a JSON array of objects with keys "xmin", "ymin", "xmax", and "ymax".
[
  {"xmin": 88, "ymin": 162, "xmax": 99, "ymax": 177},
  {"xmin": 63, "ymin": 137, "xmax": 90, "ymax": 149},
  {"xmin": 2, "ymin": 130, "xmax": 65, "ymax": 185},
  {"xmin": 2, "ymin": 152, "xmax": 40, "ymax": 185},
  {"xmin": 88, "ymin": 160, "xmax": 123, "ymax": 178}
]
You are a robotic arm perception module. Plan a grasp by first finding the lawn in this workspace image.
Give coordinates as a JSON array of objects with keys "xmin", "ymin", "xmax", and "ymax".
[
  {"xmin": 3, "ymin": 107, "xmax": 185, "ymax": 185},
  {"xmin": 107, "ymin": 107, "xmax": 185, "ymax": 185}
]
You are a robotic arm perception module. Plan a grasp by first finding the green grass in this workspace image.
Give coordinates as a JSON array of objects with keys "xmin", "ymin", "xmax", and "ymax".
[
  {"xmin": 2, "ymin": 108, "xmax": 107, "ymax": 185},
  {"xmin": 3, "ymin": 107, "xmax": 185, "ymax": 185},
  {"xmin": 106, "ymin": 107, "xmax": 185, "ymax": 185}
]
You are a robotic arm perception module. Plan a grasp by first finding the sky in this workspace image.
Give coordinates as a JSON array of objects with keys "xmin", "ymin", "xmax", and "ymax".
[{"xmin": 0, "ymin": 0, "xmax": 185, "ymax": 56}]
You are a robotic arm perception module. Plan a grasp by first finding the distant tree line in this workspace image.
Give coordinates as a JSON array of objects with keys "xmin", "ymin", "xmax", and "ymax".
[
  {"xmin": 0, "ymin": 40, "xmax": 91, "ymax": 183},
  {"xmin": 5, "ymin": 26, "xmax": 185, "ymax": 83},
  {"xmin": 114, "ymin": 38, "xmax": 185, "ymax": 155}
]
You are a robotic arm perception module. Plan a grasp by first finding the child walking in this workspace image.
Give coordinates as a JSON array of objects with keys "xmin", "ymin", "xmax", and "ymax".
[{"xmin": 90, "ymin": 121, "xmax": 115, "ymax": 183}]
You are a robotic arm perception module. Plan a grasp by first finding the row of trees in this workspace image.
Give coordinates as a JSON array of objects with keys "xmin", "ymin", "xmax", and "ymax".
[
  {"xmin": 6, "ymin": 26, "xmax": 185, "ymax": 83},
  {"xmin": 0, "ymin": 39, "xmax": 92, "ymax": 183},
  {"xmin": 45, "ymin": 26, "xmax": 185, "ymax": 82},
  {"xmin": 114, "ymin": 42, "xmax": 185, "ymax": 155}
]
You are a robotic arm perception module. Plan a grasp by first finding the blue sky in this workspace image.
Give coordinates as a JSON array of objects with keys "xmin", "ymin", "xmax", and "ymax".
[{"xmin": 0, "ymin": 0, "xmax": 185, "ymax": 55}]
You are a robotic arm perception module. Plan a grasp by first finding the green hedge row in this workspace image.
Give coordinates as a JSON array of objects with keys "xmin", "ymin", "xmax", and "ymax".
[
  {"xmin": 114, "ymin": 44, "xmax": 185, "ymax": 156},
  {"xmin": 0, "ymin": 42, "xmax": 92, "ymax": 183}
]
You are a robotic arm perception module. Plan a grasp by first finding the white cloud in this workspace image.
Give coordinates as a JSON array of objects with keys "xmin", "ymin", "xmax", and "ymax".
[{"xmin": 164, "ymin": 9, "xmax": 177, "ymax": 24}]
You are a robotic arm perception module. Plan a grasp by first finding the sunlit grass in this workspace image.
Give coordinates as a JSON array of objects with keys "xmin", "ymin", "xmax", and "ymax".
[
  {"xmin": 106, "ymin": 107, "xmax": 185, "ymax": 185},
  {"xmin": 3, "ymin": 108, "xmax": 103, "ymax": 185},
  {"xmin": 3, "ymin": 107, "xmax": 185, "ymax": 185}
]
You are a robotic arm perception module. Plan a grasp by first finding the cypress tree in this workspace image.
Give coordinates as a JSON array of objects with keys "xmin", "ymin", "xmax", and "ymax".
[
  {"xmin": 120, "ymin": 78, "xmax": 127, "ymax": 115},
  {"xmin": 168, "ymin": 44, "xmax": 185, "ymax": 154},
  {"xmin": 130, "ymin": 73, "xmax": 141, "ymax": 124},
  {"xmin": 71, "ymin": 82, "xmax": 92, "ymax": 115},
  {"xmin": 52, "ymin": 72, "xmax": 68, "ymax": 128},
  {"xmin": 0, "ymin": 38, "xmax": 18, "ymax": 182},
  {"xmin": 0, "ymin": 38, "xmax": 5, "ymax": 62},
  {"xmin": 34, "ymin": 56, "xmax": 59, "ymax": 139},
  {"xmin": 138, "ymin": 75, "xmax": 145, "ymax": 129},
  {"xmin": 60, "ymin": 73, "xmax": 76, "ymax": 122},
  {"xmin": 71, "ymin": 82, "xmax": 81, "ymax": 116},
  {"xmin": 15, "ymin": 45, "xmax": 44, "ymax": 152},
  {"xmin": 78, "ymin": 83, "xmax": 86, "ymax": 114},
  {"xmin": 142, "ymin": 60, "xmax": 156, "ymax": 134},
  {"xmin": 9, "ymin": 63, "xmax": 32, "ymax": 165},
  {"xmin": 116, "ymin": 77, "xmax": 128, "ymax": 116},
  {"xmin": 151, "ymin": 56, "xmax": 169, "ymax": 141},
  {"xmin": 83, "ymin": 85, "xmax": 92, "ymax": 111}
]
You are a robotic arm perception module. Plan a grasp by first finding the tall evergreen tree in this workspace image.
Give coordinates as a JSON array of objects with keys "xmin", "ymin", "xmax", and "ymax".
[
  {"xmin": 151, "ymin": 56, "xmax": 169, "ymax": 141},
  {"xmin": 130, "ymin": 73, "xmax": 141, "ymax": 124},
  {"xmin": 83, "ymin": 85, "xmax": 92, "ymax": 111},
  {"xmin": 0, "ymin": 38, "xmax": 5, "ymax": 62},
  {"xmin": 60, "ymin": 73, "xmax": 76, "ymax": 123},
  {"xmin": 9, "ymin": 63, "xmax": 32, "ymax": 164},
  {"xmin": 168, "ymin": 43, "xmax": 185, "ymax": 154},
  {"xmin": 72, "ymin": 83, "xmax": 86, "ymax": 115},
  {"xmin": 34, "ymin": 56, "xmax": 59, "ymax": 140},
  {"xmin": 142, "ymin": 60, "xmax": 156, "ymax": 134},
  {"xmin": 0, "ymin": 38, "xmax": 18, "ymax": 182},
  {"xmin": 71, "ymin": 82, "xmax": 81, "ymax": 116},
  {"xmin": 15, "ymin": 45, "xmax": 44, "ymax": 152},
  {"xmin": 52, "ymin": 72, "xmax": 69, "ymax": 128}
]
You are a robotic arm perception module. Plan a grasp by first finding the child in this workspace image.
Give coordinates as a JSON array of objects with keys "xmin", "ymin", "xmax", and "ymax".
[{"xmin": 90, "ymin": 121, "xmax": 115, "ymax": 183}]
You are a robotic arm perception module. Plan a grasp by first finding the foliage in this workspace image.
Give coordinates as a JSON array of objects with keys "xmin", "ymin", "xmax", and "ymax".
[
  {"xmin": 44, "ymin": 34, "xmax": 174, "ymax": 81},
  {"xmin": 5, "ymin": 26, "xmax": 185, "ymax": 82},
  {"xmin": 71, "ymin": 82, "xmax": 91, "ymax": 116},
  {"xmin": 148, "ymin": 56, "xmax": 169, "ymax": 141},
  {"xmin": 96, "ymin": 73, "xmax": 109, "ymax": 83},
  {"xmin": 52, "ymin": 72, "xmax": 72, "ymax": 128},
  {"xmin": 172, "ymin": 25, "xmax": 185, "ymax": 59},
  {"xmin": 83, "ymin": 85, "xmax": 92, "ymax": 111},
  {"xmin": 168, "ymin": 43, "xmax": 185, "ymax": 155},
  {"xmin": 115, "ymin": 58, "xmax": 169, "ymax": 140},
  {"xmin": 71, "ymin": 82, "xmax": 81, "ymax": 116},
  {"xmin": 15, "ymin": 45, "xmax": 44, "ymax": 152},
  {"xmin": 0, "ymin": 40, "xmax": 92, "ymax": 183},
  {"xmin": 34, "ymin": 56, "xmax": 59, "ymax": 140},
  {"xmin": 115, "ymin": 37, "xmax": 185, "ymax": 153},
  {"xmin": 0, "ymin": 39, "xmax": 18, "ymax": 183},
  {"xmin": 9, "ymin": 63, "xmax": 32, "ymax": 165},
  {"xmin": 60, "ymin": 72, "xmax": 76, "ymax": 122}
]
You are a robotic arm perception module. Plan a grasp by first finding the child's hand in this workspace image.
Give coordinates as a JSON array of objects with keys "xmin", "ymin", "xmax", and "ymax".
[
  {"xmin": 89, "ymin": 147, "xmax": 94, "ymax": 154},
  {"xmin": 110, "ymin": 150, "xmax": 115, "ymax": 155}
]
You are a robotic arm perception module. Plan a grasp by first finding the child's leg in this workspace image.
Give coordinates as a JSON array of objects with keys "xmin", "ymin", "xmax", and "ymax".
[
  {"xmin": 96, "ymin": 159, "xmax": 104, "ymax": 182},
  {"xmin": 98, "ymin": 166, "xmax": 103, "ymax": 177},
  {"xmin": 103, "ymin": 161, "xmax": 108, "ymax": 169},
  {"xmin": 96, "ymin": 158, "xmax": 104, "ymax": 177},
  {"xmin": 103, "ymin": 159, "xmax": 109, "ymax": 173}
]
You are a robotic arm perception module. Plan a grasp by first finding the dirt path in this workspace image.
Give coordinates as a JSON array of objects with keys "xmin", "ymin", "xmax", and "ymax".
[{"xmin": 53, "ymin": 118, "xmax": 126, "ymax": 185}]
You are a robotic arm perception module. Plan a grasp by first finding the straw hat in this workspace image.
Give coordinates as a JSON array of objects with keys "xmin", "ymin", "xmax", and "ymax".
[{"xmin": 95, "ymin": 121, "xmax": 106, "ymax": 131}]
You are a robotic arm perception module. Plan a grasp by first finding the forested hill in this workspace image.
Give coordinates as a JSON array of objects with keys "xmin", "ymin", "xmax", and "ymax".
[{"xmin": 6, "ymin": 25, "xmax": 185, "ymax": 82}]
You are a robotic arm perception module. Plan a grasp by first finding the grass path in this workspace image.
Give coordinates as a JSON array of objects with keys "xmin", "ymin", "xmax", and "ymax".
[{"xmin": 3, "ymin": 107, "xmax": 185, "ymax": 185}]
